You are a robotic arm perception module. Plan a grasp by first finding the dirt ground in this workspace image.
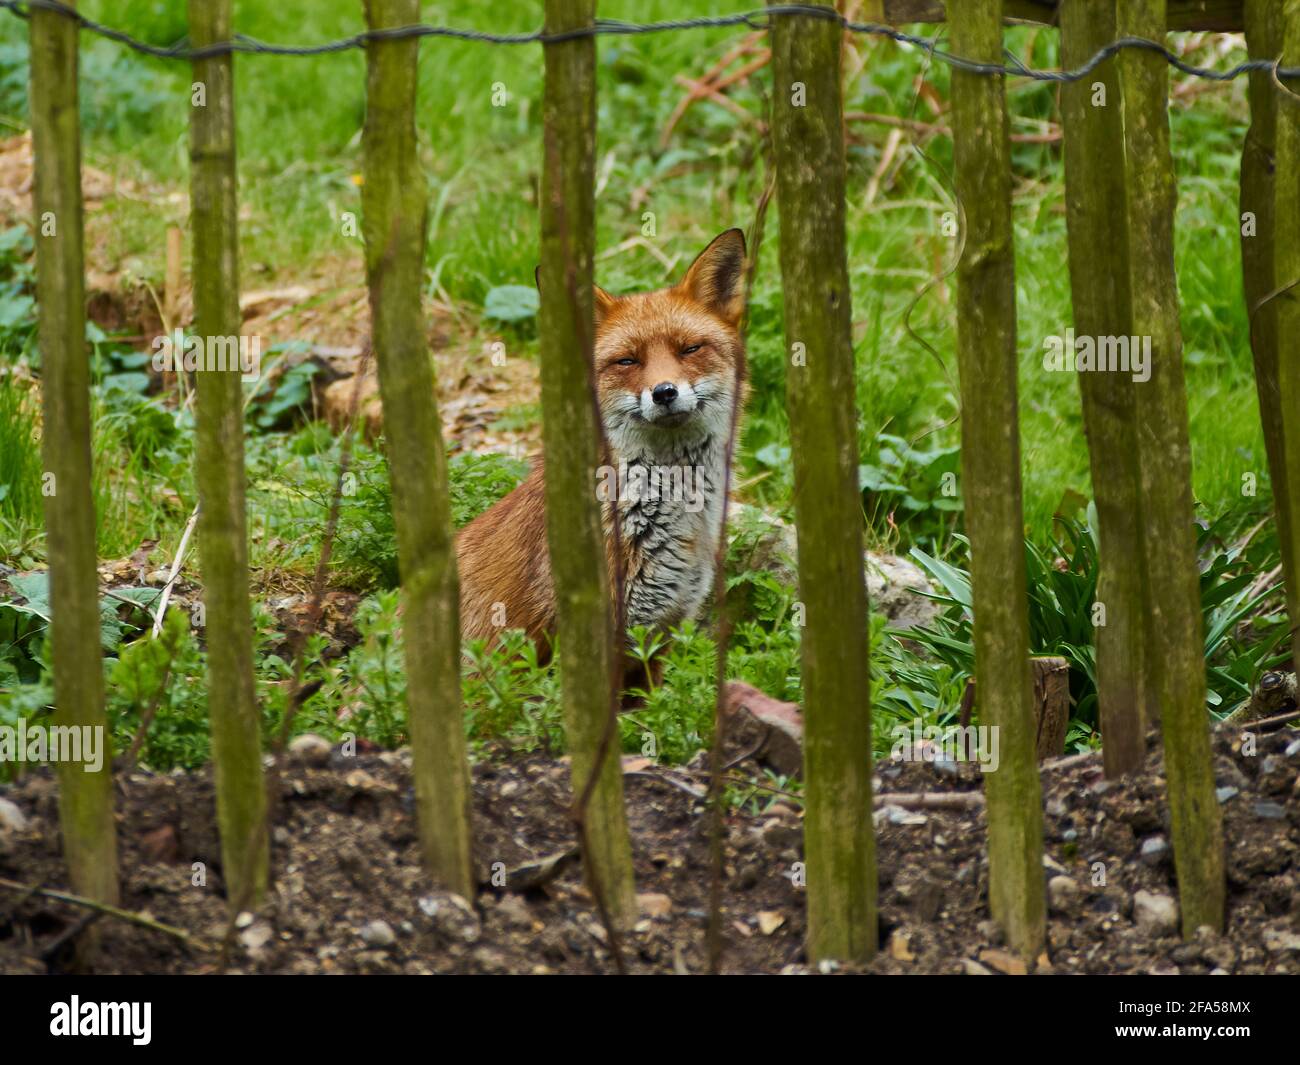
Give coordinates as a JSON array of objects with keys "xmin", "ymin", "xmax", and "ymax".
[{"xmin": 1, "ymin": 719, "xmax": 1297, "ymax": 975}]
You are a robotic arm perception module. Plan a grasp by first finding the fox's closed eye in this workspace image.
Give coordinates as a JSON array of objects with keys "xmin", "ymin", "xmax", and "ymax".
[
  {"xmin": 615, "ymin": 357, "xmax": 638, "ymax": 366},
  {"xmin": 680, "ymin": 344, "xmax": 702, "ymax": 356}
]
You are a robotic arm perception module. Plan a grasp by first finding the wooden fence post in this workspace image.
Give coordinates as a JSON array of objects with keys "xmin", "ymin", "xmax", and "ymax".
[
  {"xmin": 1117, "ymin": 0, "xmax": 1224, "ymax": 935},
  {"xmin": 948, "ymin": 0, "xmax": 1045, "ymax": 961},
  {"xmin": 769, "ymin": 2, "xmax": 878, "ymax": 963},
  {"xmin": 29, "ymin": 0, "xmax": 120, "ymax": 947},
  {"xmin": 538, "ymin": 0, "xmax": 638, "ymax": 930},
  {"xmin": 1059, "ymin": 0, "xmax": 1152, "ymax": 777},
  {"xmin": 188, "ymin": 0, "xmax": 268, "ymax": 910},
  {"xmin": 362, "ymin": 0, "xmax": 475, "ymax": 900},
  {"xmin": 1275, "ymin": 2, "xmax": 1300, "ymax": 675}
]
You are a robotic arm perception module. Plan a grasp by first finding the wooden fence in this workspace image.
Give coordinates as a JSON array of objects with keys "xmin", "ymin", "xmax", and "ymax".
[{"xmin": 24, "ymin": 0, "xmax": 1297, "ymax": 968}]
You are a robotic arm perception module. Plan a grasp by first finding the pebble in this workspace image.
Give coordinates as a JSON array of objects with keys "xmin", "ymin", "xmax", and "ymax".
[
  {"xmin": 0, "ymin": 797, "xmax": 27, "ymax": 833},
  {"xmin": 962, "ymin": 958, "xmax": 992, "ymax": 976},
  {"xmin": 1139, "ymin": 836, "xmax": 1170, "ymax": 866},
  {"xmin": 1133, "ymin": 890, "xmax": 1179, "ymax": 937},
  {"xmin": 1047, "ymin": 875, "xmax": 1081, "ymax": 916},
  {"xmin": 360, "ymin": 920, "xmax": 396, "ymax": 948},
  {"xmin": 1215, "ymin": 786, "xmax": 1239, "ymax": 804},
  {"xmin": 1253, "ymin": 801, "xmax": 1286, "ymax": 820},
  {"xmin": 419, "ymin": 891, "xmax": 481, "ymax": 944},
  {"xmin": 287, "ymin": 733, "xmax": 332, "ymax": 767}
]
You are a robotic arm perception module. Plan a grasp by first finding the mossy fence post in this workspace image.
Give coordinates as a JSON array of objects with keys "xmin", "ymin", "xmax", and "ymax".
[
  {"xmin": 769, "ymin": 1, "xmax": 878, "ymax": 964},
  {"xmin": 948, "ymin": 0, "xmax": 1045, "ymax": 961},
  {"xmin": 1275, "ymin": 2, "xmax": 1300, "ymax": 675},
  {"xmin": 362, "ymin": 0, "xmax": 475, "ymax": 900},
  {"xmin": 1059, "ymin": 0, "xmax": 1151, "ymax": 777},
  {"xmin": 1241, "ymin": 0, "xmax": 1296, "ymax": 667},
  {"xmin": 188, "ymin": 0, "xmax": 268, "ymax": 911},
  {"xmin": 1117, "ymin": 0, "xmax": 1224, "ymax": 935},
  {"xmin": 538, "ymin": 0, "xmax": 638, "ymax": 931},
  {"xmin": 29, "ymin": 0, "xmax": 121, "ymax": 952}
]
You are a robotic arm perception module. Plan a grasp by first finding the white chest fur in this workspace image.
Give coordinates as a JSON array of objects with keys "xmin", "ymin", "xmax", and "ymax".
[{"xmin": 608, "ymin": 434, "xmax": 728, "ymax": 631}]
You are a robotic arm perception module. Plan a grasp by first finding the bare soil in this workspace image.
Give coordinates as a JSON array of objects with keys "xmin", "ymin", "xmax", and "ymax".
[{"xmin": 1, "ymin": 721, "xmax": 1297, "ymax": 975}]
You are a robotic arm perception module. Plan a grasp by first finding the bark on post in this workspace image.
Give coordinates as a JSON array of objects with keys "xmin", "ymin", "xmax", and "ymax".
[
  {"xmin": 1059, "ymin": 0, "xmax": 1153, "ymax": 776},
  {"xmin": 1117, "ymin": 0, "xmax": 1225, "ymax": 935},
  {"xmin": 188, "ymin": 0, "xmax": 267, "ymax": 910},
  {"xmin": 538, "ymin": 0, "xmax": 637, "ymax": 929},
  {"xmin": 362, "ymin": 0, "xmax": 474, "ymax": 900},
  {"xmin": 769, "ymin": 2, "xmax": 878, "ymax": 964},
  {"xmin": 948, "ymin": 0, "xmax": 1045, "ymax": 960},
  {"xmin": 1275, "ymin": 2, "xmax": 1300, "ymax": 673},
  {"xmin": 30, "ymin": 0, "xmax": 120, "ymax": 944}
]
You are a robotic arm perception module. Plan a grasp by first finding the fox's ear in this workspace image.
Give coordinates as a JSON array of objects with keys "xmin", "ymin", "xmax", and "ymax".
[
  {"xmin": 593, "ymin": 284, "xmax": 616, "ymax": 325},
  {"xmin": 679, "ymin": 228, "xmax": 747, "ymax": 325},
  {"xmin": 534, "ymin": 266, "xmax": 617, "ymax": 325}
]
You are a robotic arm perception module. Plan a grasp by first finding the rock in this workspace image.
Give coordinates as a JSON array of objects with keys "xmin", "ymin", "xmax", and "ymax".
[
  {"xmin": 1215, "ymin": 785, "xmax": 1239, "ymax": 804},
  {"xmin": 1047, "ymin": 875, "xmax": 1081, "ymax": 916},
  {"xmin": 757, "ymin": 911, "xmax": 786, "ymax": 936},
  {"xmin": 1139, "ymin": 836, "xmax": 1170, "ymax": 866},
  {"xmin": 239, "ymin": 920, "xmax": 274, "ymax": 957},
  {"xmin": 1133, "ymin": 890, "xmax": 1179, "ymax": 937},
  {"xmin": 359, "ymin": 920, "xmax": 396, "ymax": 948},
  {"xmin": 1253, "ymin": 801, "xmax": 1287, "ymax": 820},
  {"xmin": 722, "ymin": 681, "xmax": 803, "ymax": 777},
  {"xmin": 637, "ymin": 893, "xmax": 673, "ymax": 919},
  {"xmin": 287, "ymin": 733, "xmax": 332, "ymax": 767},
  {"xmin": 962, "ymin": 958, "xmax": 993, "ymax": 976},
  {"xmin": 1195, "ymin": 927, "xmax": 1237, "ymax": 971},
  {"xmin": 419, "ymin": 892, "xmax": 481, "ymax": 944},
  {"xmin": 978, "ymin": 948, "xmax": 1027, "ymax": 975},
  {"xmin": 887, "ymin": 929, "xmax": 915, "ymax": 961},
  {"xmin": 0, "ymin": 797, "xmax": 29, "ymax": 832},
  {"xmin": 726, "ymin": 502, "xmax": 939, "ymax": 629},
  {"xmin": 1261, "ymin": 926, "xmax": 1300, "ymax": 955}
]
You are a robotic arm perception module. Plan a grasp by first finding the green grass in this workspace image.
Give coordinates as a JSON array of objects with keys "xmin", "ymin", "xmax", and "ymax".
[{"xmin": 0, "ymin": 4, "xmax": 1286, "ymax": 775}]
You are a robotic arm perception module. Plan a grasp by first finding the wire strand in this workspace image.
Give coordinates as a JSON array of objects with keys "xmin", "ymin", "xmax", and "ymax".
[{"xmin": 5, "ymin": 0, "xmax": 1299, "ymax": 82}]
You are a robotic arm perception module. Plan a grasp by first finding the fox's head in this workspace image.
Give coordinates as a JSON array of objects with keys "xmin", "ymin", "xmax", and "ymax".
[{"xmin": 589, "ymin": 229, "xmax": 747, "ymax": 455}]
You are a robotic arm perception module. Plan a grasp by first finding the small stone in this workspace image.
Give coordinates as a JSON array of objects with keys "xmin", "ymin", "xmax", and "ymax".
[
  {"xmin": 1284, "ymin": 738, "xmax": 1300, "ymax": 758},
  {"xmin": 887, "ymin": 929, "xmax": 915, "ymax": 961},
  {"xmin": 1253, "ymin": 801, "xmax": 1287, "ymax": 820},
  {"xmin": 360, "ymin": 920, "xmax": 396, "ymax": 948},
  {"xmin": 1133, "ymin": 890, "xmax": 1179, "ymax": 937},
  {"xmin": 1215, "ymin": 786, "xmax": 1239, "ymax": 804},
  {"xmin": 1062, "ymin": 828, "xmax": 1078, "ymax": 843},
  {"xmin": 1045, "ymin": 797, "xmax": 1068, "ymax": 819},
  {"xmin": 1047, "ymin": 875, "xmax": 1081, "ymax": 916},
  {"xmin": 962, "ymin": 958, "xmax": 992, "ymax": 976},
  {"xmin": 979, "ymin": 948, "xmax": 1027, "ymax": 976},
  {"xmin": 0, "ymin": 797, "xmax": 28, "ymax": 833},
  {"xmin": 239, "ymin": 920, "xmax": 274, "ymax": 955},
  {"xmin": 887, "ymin": 806, "xmax": 928, "ymax": 826},
  {"xmin": 287, "ymin": 733, "xmax": 332, "ymax": 766},
  {"xmin": 1262, "ymin": 927, "xmax": 1300, "ymax": 954},
  {"xmin": 235, "ymin": 910, "xmax": 256, "ymax": 929},
  {"xmin": 499, "ymin": 780, "xmax": 520, "ymax": 799},
  {"xmin": 637, "ymin": 892, "xmax": 673, "ymax": 919},
  {"xmin": 757, "ymin": 911, "xmax": 785, "ymax": 936},
  {"xmin": 1139, "ymin": 836, "xmax": 1170, "ymax": 866},
  {"xmin": 419, "ymin": 892, "xmax": 481, "ymax": 944}
]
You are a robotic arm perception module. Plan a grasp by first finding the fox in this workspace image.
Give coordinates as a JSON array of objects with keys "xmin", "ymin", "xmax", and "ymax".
[{"xmin": 456, "ymin": 228, "xmax": 748, "ymax": 664}]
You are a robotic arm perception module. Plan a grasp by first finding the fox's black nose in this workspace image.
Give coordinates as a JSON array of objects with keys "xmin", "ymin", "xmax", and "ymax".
[{"xmin": 651, "ymin": 382, "xmax": 678, "ymax": 406}]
